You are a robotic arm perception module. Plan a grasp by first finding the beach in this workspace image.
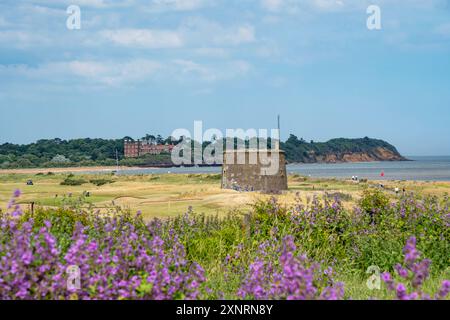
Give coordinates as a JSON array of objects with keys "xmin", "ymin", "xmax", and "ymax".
[
  {"xmin": 0, "ymin": 165, "xmax": 146, "ymax": 175},
  {"xmin": 1, "ymin": 156, "xmax": 450, "ymax": 181}
]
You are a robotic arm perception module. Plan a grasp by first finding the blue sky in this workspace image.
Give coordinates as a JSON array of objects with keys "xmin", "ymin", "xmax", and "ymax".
[{"xmin": 1, "ymin": 0, "xmax": 450, "ymax": 155}]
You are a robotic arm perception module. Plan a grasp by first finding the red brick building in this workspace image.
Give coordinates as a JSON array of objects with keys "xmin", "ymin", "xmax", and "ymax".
[{"xmin": 124, "ymin": 139, "xmax": 175, "ymax": 158}]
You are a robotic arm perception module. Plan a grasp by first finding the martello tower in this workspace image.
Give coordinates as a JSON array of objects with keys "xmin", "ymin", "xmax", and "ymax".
[
  {"xmin": 221, "ymin": 116, "xmax": 288, "ymax": 193},
  {"xmin": 221, "ymin": 149, "xmax": 287, "ymax": 193}
]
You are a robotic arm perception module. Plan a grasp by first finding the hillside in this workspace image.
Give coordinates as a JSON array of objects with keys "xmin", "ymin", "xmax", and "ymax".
[
  {"xmin": 0, "ymin": 135, "xmax": 406, "ymax": 169},
  {"xmin": 281, "ymin": 135, "xmax": 406, "ymax": 163}
]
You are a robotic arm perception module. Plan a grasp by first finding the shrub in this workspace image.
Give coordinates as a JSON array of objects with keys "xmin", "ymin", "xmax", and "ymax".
[
  {"xmin": 60, "ymin": 178, "xmax": 87, "ymax": 186},
  {"xmin": 359, "ymin": 188, "xmax": 390, "ymax": 223},
  {"xmin": 0, "ymin": 191, "xmax": 205, "ymax": 300},
  {"xmin": 0, "ymin": 189, "xmax": 448, "ymax": 300},
  {"xmin": 382, "ymin": 236, "xmax": 450, "ymax": 300},
  {"xmin": 60, "ymin": 174, "xmax": 87, "ymax": 186},
  {"xmin": 326, "ymin": 192, "xmax": 353, "ymax": 202},
  {"xmin": 238, "ymin": 236, "xmax": 344, "ymax": 300},
  {"xmin": 89, "ymin": 179, "xmax": 115, "ymax": 187}
]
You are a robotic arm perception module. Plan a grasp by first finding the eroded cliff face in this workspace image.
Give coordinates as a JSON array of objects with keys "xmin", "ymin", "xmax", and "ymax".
[{"xmin": 300, "ymin": 147, "xmax": 406, "ymax": 164}]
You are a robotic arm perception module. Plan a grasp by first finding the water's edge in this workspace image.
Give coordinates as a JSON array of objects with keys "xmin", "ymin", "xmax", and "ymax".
[{"xmin": 79, "ymin": 156, "xmax": 450, "ymax": 182}]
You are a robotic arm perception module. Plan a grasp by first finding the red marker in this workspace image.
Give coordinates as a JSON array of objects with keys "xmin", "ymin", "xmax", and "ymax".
[{"xmin": 381, "ymin": 171, "xmax": 385, "ymax": 177}]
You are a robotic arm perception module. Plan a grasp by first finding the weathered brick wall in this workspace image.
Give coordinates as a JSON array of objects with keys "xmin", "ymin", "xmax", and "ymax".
[
  {"xmin": 124, "ymin": 140, "xmax": 174, "ymax": 158},
  {"xmin": 221, "ymin": 150, "xmax": 288, "ymax": 193},
  {"xmin": 124, "ymin": 140, "xmax": 139, "ymax": 158}
]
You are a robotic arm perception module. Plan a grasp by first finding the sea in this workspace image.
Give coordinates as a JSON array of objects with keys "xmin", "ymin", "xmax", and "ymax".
[{"xmin": 83, "ymin": 156, "xmax": 450, "ymax": 182}]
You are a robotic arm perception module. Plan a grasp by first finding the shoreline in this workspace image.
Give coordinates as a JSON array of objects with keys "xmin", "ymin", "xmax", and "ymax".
[
  {"xmin": 1, "ymin": 160, "xmax": 449, "ymax": 182},
  {"xmin": 0, "ymin": 159, "xmax": 415, "ymax": 175},
  {"xmin": 0, "ymin": 166, "xmax": 150, "ymax": 175}
]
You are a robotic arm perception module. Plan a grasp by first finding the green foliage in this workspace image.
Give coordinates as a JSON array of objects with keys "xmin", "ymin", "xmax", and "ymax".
[
  {"xmin": 281, "ymin": 135, "xmax": 404, "ymax": 163},
  {"xmin": 3, "ymin": 189, "xmax": 448, "ymax": 300},
  {"xmin": 326, "ymin": 192, "xmax": 353, "ymax": 202},
  {"xmin": 119, "ymin": 153, "xmax": 173, "ymax": 167},
  {"xmin": 89, "ymin": 178, "xmax": 115, "ymax": 186},
  {"xmin": 0, "ymin": 138, "xmax": 124, "ymax": 169},
  {"xmin": 0, "ymin": 135, "xmax": 405, "ymax": 168},
  {"xmin": 167, "ymin": 191, "xmax": 448, "ymax": 298},
  {"xmin": 359, "ymin": 188, "xmax": 390, "ymax": 216},
  {"xmin": 19, "ymin": 207, "xmax": 91, "ymax": 253},
  {"xmin": 60, "ymin": 177, "xmax": 87, "ymax": 186},
  {"xmin": 201, "ymin": 174, "xmax": 222, "ymax": 181}
]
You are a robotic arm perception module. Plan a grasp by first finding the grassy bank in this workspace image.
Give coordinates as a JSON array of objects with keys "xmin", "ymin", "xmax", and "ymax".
[{"xmin": 0, "ymin": 187, "xmax": 448, "ymax": 300}]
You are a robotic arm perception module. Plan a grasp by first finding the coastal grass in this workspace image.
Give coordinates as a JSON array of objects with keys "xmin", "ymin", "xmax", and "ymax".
[
  {"xmin": 0, "ymin": 172, "xmax": 449, "ymax": 300},
  {"xmin": 1, "ymin": 172, "xmax": 450, "ymax": 220}
]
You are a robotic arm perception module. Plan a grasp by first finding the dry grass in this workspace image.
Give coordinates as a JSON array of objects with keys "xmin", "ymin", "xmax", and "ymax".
[{"xmin": 1, "ymin": 172, "xmax": 449, "ymax": 220}]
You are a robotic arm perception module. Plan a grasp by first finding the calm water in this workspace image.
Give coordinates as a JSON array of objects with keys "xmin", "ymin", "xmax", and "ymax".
[
  {"xmin": 287, "ymin": 156, "xmax": 450, "ymax": 181},
  {"xmin": 82, "ymin": 156, "xmax": 450, "ymax": 181}
]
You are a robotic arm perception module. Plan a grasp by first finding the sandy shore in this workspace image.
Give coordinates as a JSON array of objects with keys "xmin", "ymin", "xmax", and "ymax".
[{"xmin": 0, "ymin": 166, "xmax": 147, "ymax": 174}]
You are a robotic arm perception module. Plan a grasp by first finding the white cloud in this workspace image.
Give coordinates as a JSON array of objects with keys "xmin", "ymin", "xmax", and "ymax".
[
  {"xmin": 215, "ymin": 25, "xmax": 256, "ymax": 46},
  {"xmin": 0, "ymin": 18, "xmax": 256, "ymax": 53},
  {"xmin": 66, "ymin": 59, "xmax": 162, "ymax": 86},
  {"xmin": 23, "ymin": 0, "xmax": 210, "ymax": 11},
  {"xmin": 0, "ymin": 30, "xmax": 52, "ymax": 48},
  {"xmin": 313, "ymin": 0, "xmax": 345, "ymax": 10},
  {"xmin": 260, "ymin": 0, "xmax": 300, "ymax": 13},
  {"xmin": 0, "ymin": 57, "xmax": 250, "ymax": 87},
  {"xmin": 261, "ymin": 0, "xmax": 346, "ymax": 14},
  {"xmin": 171, "ymin": 59, "xmax": 250, "ymax": 82},
  {"xmin": 145, "ymin": 0, "xmax": 212, "ymax": 12},
  {"xmin": 260, "ymin": 0, "xmax": 436, "ymax": 14},
  {"xmin": 173, "ymin": 59, "xmax": 217, "ymax": 81},
  {"xmin": 100, "ymin": 29, "xmax": 184, "ymax": 49},
  {"xmin": 26, "ymin": 0, "xmax": 134, "ymax": 8},
  {"xmin": 261, "ymin": 0, "xmax": 284, "ymax": 11},
  {"xmin": 180, "ymin": 18, "xmax": 256, "ymax": 47},
  {"xmin": 0, "ymin": 60, "xmax": 161, "ymax": 86},
  {"xmin": 193, "ymin": 47, "xmax": 229, "ymax": 58}
]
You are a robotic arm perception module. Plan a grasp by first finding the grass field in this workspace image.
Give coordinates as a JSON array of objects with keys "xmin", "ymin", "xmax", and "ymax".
[{"xmin": 1, "ymin": 171, "xmax": 449, "ymax": 220}]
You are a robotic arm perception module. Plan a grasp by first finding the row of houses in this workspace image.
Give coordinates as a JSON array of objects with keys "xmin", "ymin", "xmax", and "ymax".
[{"xmin": 124, "ymin": 139, "xmax": 175, "ymax": 158}]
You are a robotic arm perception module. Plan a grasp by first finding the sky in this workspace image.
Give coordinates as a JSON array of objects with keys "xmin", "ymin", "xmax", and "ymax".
[{"xmin": 0, "ymin": 0, "xmax": 450, "ymax": 156}]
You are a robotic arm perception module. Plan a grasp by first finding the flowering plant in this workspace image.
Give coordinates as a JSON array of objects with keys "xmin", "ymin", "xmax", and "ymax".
[
  {"xmin": 0, "ymin": 190, "xmax": 205, "ymax": 300},
  {"xmin": 381, "ymin": 236, "xmax": 449, "ymax": 300},
  {"xmin": 238, "ymin": 236, "xmax": 344, "ymax": 300}
]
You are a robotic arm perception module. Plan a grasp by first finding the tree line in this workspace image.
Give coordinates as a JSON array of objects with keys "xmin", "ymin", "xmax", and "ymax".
[{"xmin": 0, "ymin": 135, "xmax": 403, "ymax": 169}]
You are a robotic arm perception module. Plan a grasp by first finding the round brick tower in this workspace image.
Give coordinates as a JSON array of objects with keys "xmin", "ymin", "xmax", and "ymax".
[{"xmin": 221, "ymin": 149, "xmax": 288, "ymax": 193}]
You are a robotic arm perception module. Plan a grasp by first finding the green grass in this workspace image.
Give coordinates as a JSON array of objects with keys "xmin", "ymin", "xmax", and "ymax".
[{"xmin": 336, "ymin": 270, "xmax": 450, "ymax": 300}]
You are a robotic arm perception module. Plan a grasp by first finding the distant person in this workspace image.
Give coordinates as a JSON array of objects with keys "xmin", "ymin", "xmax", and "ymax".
[{"xmin": 395, "ymin": 187, "xmax": 400, "ymax": 195}]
